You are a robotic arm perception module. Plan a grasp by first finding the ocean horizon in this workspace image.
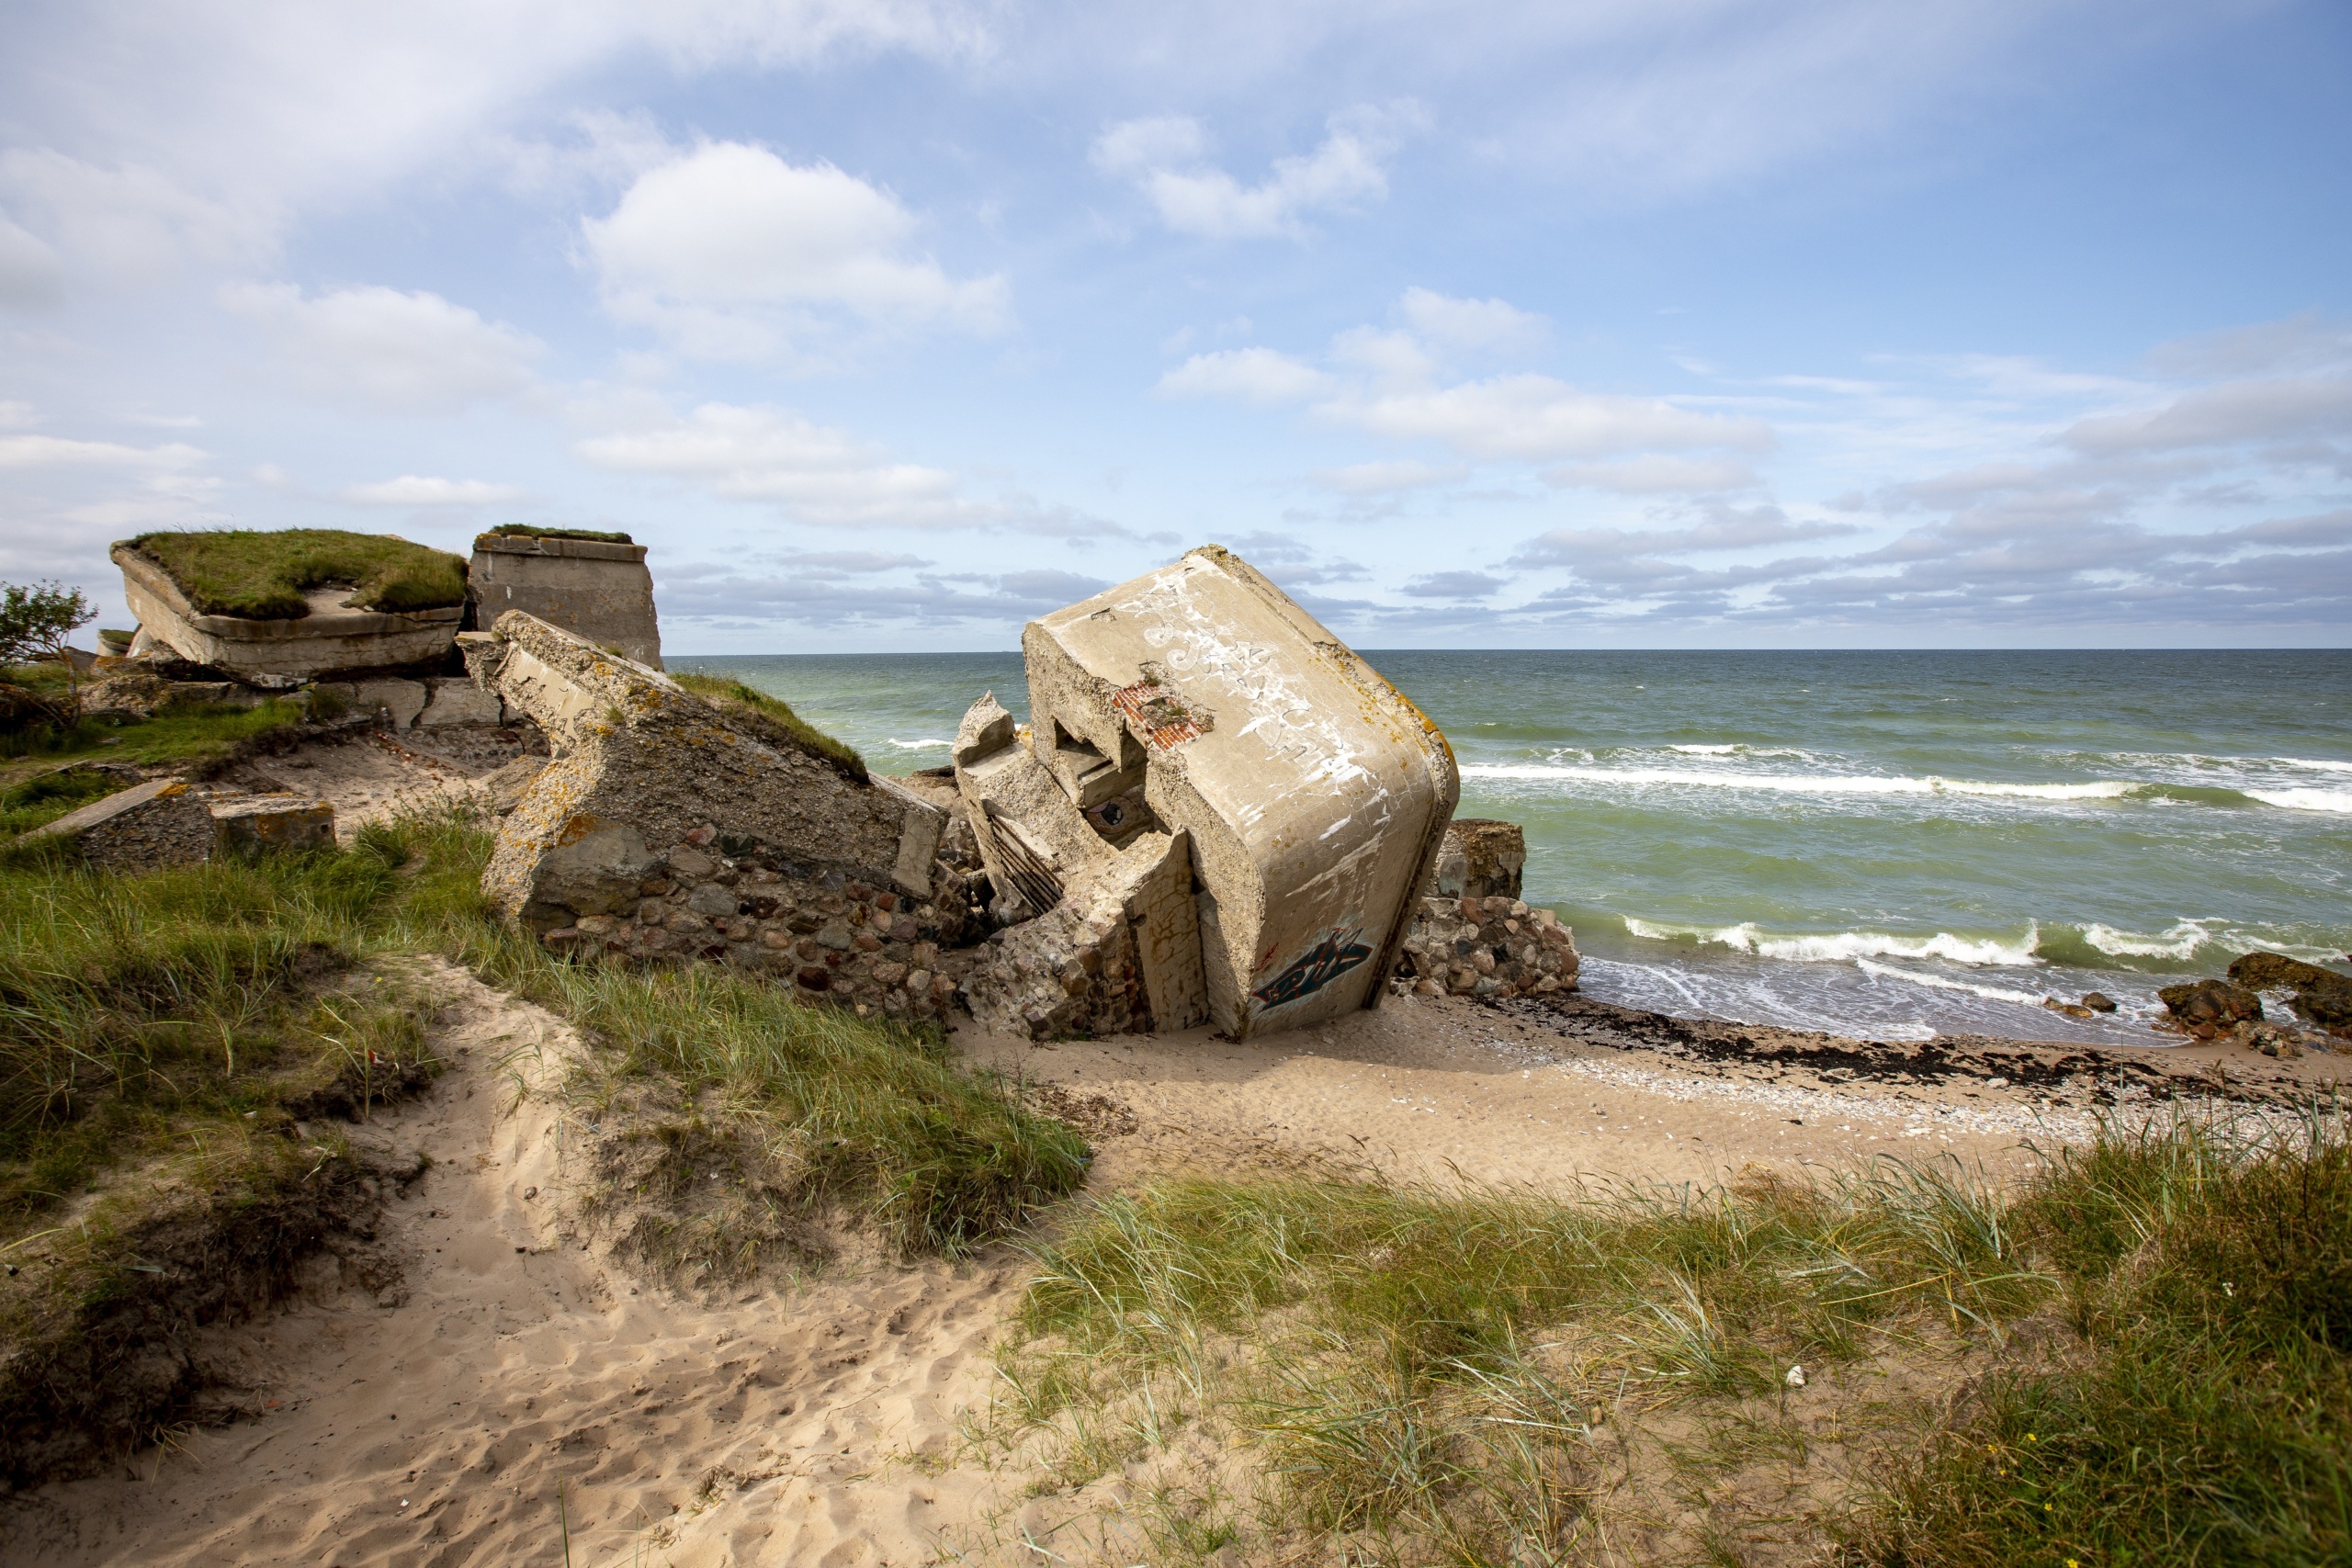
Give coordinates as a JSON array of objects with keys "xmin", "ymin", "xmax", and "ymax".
[{"xmin": 673, "ymin": 648, "xmax": 2352, "ymax": 1048}]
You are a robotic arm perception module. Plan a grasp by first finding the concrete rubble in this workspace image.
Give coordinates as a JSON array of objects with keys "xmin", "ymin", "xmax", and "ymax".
[
  {"xmin": 27, "ymin": 779, "xmax": 217, "ymax": 871},
  {"xmin": 1394, "ymin": 895, "xmax": 1579, "ymax": 999},
  {"xmin": 211, "ymin": 795, "xmax": 337, "ymax": 856},
  {"xmin": 1429, "ymin": 818, "xmax": 1525, "ymax": 901},
  {"xmin": 22, "ymin": 774, "xmax": 343, "ymax": 870},
  {"xmin": 461, "ymin": 611, "xmax": 965, "ymax": 1021},
  {"xmin": 953, "ymin": 545, "xmax": 1461, "ymax": 1041}
]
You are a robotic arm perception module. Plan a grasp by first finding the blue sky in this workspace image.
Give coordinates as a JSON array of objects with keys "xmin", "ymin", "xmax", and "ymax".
[{"xmin": 2, "ymin": 0, "xmax": 2347, "ymax": 650}]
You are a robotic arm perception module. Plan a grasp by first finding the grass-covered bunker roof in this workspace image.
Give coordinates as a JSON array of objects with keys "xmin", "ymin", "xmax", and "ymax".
[{"xmin": 129, "ymin": 529, "xmax": 469, "ymax": 620}]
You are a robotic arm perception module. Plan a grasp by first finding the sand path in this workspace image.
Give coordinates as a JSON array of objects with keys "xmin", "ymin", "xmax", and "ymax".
[
  {"xmin": 7, "ymin": 964, "xmax": 1025, "ymax": 1568},
  {"xmin": 12, "ymin": 951, "xmax": 2336, "ymax": 1565}
]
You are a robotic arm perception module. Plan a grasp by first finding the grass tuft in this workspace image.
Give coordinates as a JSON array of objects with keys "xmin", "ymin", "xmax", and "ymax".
[
  {"xmin": 671, "ymin": 671, "xmax": 867, "ymax": 782},
  {"xmin": 129, "ymin": 529, "xmax": 468, "ymax": 619}
]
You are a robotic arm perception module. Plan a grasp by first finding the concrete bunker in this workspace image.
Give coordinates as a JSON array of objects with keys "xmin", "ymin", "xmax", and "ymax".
[
  {"xmin": 469, "ymin": 528, "xmax": 663, "ymax": 670},
  {"xmin": 955, "ymin": 545, "xmax": 1461, "ymax": 1041},
  {"xmin": 112, "ymin": 531, "xmax": 468, "ymax": 681}
]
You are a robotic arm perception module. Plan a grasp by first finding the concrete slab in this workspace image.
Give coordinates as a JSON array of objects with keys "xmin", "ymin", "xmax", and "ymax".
[
  {"xmin": 113, "ymin": 545, "xmax": 460, "ymax": 679},
  {"xmin": 211, "ymin": 795, "xmax": 337, "ymax": 855},
  {"xmin": 26, "ymin": 779, "xmax": 215, "ymax": 870}
]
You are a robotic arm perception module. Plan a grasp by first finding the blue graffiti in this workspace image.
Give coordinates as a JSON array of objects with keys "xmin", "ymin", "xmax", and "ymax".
[{"xmin": 1251, "ymin": 927, "xmax": 1374, "ymax": 1010}]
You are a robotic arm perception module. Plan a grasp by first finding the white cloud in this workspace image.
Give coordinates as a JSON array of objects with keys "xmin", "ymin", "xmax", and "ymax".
[
  {"xmin": 1157, "ymin": 347, "xmax": 1333, "ymax": 405},
  {"xmin": 1401, "ymin": 570, "xmax": 1508, "ymax": 599},
  {"xmin": 1311, "ymin": 459, "xmax": 1467, "ymax": 494},
  {"xmin": 338, "ymin": 475, "xmax": 527, "ymax": 506},
  {"xmin": 2061, "ymin": 378, "xmax": 2352, "ymax": 456},
  {"xmin": 1396, "ymin": 288, "xmax": 1545, "ymax": 355},
  {"xmin": 0, "ymin": 433, "xmax": 206, "ymax": 468},
  {"xmin": 1091, "ymin": 104, "xmax": 1422, "ymax": 240},
  {"xmin": 1543, "ymin": 456, "xmax": 1760, "ymax": 493},
  {"xmin": 0, "ymin": 212, "xmax": 63, "ymax": 308},
  {"xmin": 1329, "ymin": 374, "xmax": 1771, "ymax": 461},
  {"xmin": 2146, "ymin": 311, "xmax": 2352, "ymax": 378},
  {"xmin": 1512, "ymin": 511, "xmax": 1858, "ymax": 566},
  {"xmin": 0, "ymin": 150, "xmax": 269, "ymax": 290},
  {"xmin": 584, "ymin": 141, "xmax": 1007, "ymax": 361},
  {"xmin": 577, "ymin": 401, "xmax": 961, "ymax": 525},
  {"xmin": 220, "ymin": 284, "xmax": 544, "ymax": 414}
]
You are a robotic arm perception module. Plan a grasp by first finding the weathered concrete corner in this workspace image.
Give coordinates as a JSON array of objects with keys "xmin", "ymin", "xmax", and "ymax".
[
  {"xmin": 469, "ymin": 533, "xmax": 663, "ymax": 669},
  {"xmin": 956, "ymin": 545, "xmax": 1459, "ymax": 1041},
  {"xmin": 462, "ymin": 612, "xmax": 942, "ymax": 934}
]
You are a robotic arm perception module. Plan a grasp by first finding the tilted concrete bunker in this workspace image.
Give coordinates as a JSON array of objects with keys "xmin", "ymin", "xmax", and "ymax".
[{"xmin": 956, "ymin": 546, "xmax": 1459, "ymax": 1040}]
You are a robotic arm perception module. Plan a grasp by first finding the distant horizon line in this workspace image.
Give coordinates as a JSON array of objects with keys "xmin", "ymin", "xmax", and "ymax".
[{"xmin": 662, "ymin": 646, "xmax": 2352, "ymax": 658}]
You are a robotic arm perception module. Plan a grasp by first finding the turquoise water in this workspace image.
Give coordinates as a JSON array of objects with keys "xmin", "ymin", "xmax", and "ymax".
[{"xmin": 674, "ymin": 649, "xmax": 2352, "ymax": 1045}]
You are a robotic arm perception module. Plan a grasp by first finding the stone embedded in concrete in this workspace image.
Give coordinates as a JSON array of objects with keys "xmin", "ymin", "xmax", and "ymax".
[
  {"xmin": 1428, "ymin": 818, "xmax": 1525, "ymax": 901},
  {"xmin": 469, "ymin": 533, "xmax": 663, "ymax": 669},
  {"xmin": 27, "ymin": 779, "xmax": 215, "ymax": 871},
  {"xmin": 462, "ymin": 612, "xmax": 944, "ymax": 935},
  {"xmin": 1394, "ymin": 896, "xmax": 1578, "ymax": 999},
  {"xmin": 210, "ymin": 795, "xmax": 336, "ymax": 855},
  {"xmin": 112, "ymin": 543, "xmax": 461, "ymax": 680},
  {"xmin": 1001, "ymin": 545, "xmax": 1459, "ymax": 1040},
  {"xmin": 417, "ymin": 676, "xmax": 503, "ymax": 727}
]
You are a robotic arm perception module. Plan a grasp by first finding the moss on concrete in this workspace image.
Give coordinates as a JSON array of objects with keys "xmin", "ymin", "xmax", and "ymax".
[
  {"xmin": 130, "ymin": 530, "xmax": 469, "ymax": 620},
  {"xmin": 479, "ymin": 525, "xmax": 635, "ymax": 545}
]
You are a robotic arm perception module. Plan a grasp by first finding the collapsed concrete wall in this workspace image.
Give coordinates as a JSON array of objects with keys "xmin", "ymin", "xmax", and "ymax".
[
  {"xmin": 956, "ymin": 546, "xmax": 1460, "ymax": 1041},
  {"xmin": 469, "ymin": 534, "xmax": 662, "ymax": 669},
  {"xmin": 462, "ymin": 612, "xmax": 965, "ymax": 1021}
]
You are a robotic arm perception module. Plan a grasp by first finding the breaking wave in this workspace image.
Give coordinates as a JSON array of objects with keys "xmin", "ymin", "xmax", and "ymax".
[
  {"xmin": 1622, "ymin": 917, "xmax": 2043, "ymax": 967},
  {"xmin": 1853, "ymin": 958, "xmax": 2052, "ymax": 1008},
  {"xmin": 1463, "ymin": 763, "xmax": 2134, "ymax": 802},
  {"xmin": 2245, "ymin": 787, "xmax": 2352, "ymax": 814},
  {"xmin": 883, "ymin": 737, "xmax": 953, "ymax": 750},
  {"xmin": 1460, "ymin": 762, "xmax": 2352, "ymax": 812}
]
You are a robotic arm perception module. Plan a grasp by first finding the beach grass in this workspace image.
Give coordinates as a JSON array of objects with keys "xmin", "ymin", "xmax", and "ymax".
[
  {"xmin": 671, "ymin": 671, "xmax": 868, "ymax": 782},
  {"xmin": 0, "ymin": 694, "xmax": 311, "ymax": 773},
  {"xmin": 129, "ymin": 528, "xmax": 468, "ymax": 619},
  {"xmin": 1, "ymin": 807, "xmax": 1076, "ymax": 1255},
  {"xmin": 984, "ymin": 1110, "xmax": 2350, "ymax": 1564}
]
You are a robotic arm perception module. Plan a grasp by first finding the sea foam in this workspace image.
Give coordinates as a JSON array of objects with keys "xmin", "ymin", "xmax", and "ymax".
[
  {"xmin": 1622, "ymin": 916, "xmax": 2043, "ymax": 967},
  {"xmin": 1461, "ymin": 762, "xmax": 2134, "ymax": 802}
]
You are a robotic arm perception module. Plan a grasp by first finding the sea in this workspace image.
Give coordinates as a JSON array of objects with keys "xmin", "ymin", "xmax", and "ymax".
[{"xmin": 671, "ymin": 649, "xmax": 2352, "ymax": 1048}]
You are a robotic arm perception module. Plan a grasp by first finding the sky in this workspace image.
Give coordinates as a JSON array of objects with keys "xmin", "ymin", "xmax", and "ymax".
[{"xmin": 1, "ymin": 0, "xmax": 2347, "ymax": 652}]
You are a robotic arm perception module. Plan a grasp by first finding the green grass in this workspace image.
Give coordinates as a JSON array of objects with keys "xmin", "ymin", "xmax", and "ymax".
[
  {"xmin": 479, "ymin": 525, "xmax": 634, "ymax": 545},
  {"xmin": 1853, "ymin": 1112, "xmax": 2352, "ymax": 1568},
  {"xmin": 990, "ymin": 1114, "xmax": 2352, "ymax": 1565},
  {"xmin": 129, "ymin": 528, "xmax": 468, "ymax": 619},
  {"xmin": 0, "ymin": 809, "xmax": 1077, "ymax": 1254},
  {"xmin": 0, "ymin": 694, "xmax": 310, "ymax": 771},
  {"xmin": 0, "ymin": 832, "xmax": 427, "ymax": 1224},
  {"xmin": 0, "ymin": 766, "xmax": 125, "ymax": 835},
  {"xmin": 671, "ymin": 671, "xmax": 867, "ymax": 783},
  {"xmin": 997, "ymin": 1159, "xmax": 2035, "ymax": 1560}
]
